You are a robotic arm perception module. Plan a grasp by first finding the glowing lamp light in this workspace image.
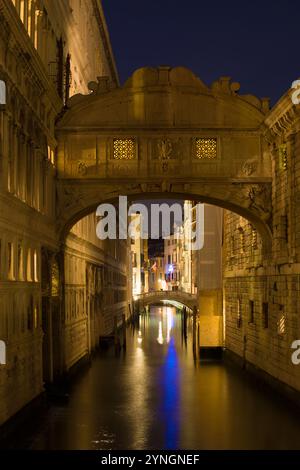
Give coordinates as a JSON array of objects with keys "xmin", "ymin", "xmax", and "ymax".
[{"xmin": 168, "ymin": 264, "xmax": 174, "ymax": 273}]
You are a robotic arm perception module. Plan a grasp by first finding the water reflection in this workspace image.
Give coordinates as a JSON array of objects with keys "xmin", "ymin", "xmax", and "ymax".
[
  {"xmin": 4, "ymin": 305, "xmax": 300, "ymax": 450},
  {"xmin": 157, "ymin": 320, "xmax": 163, "ymax": 345},
  {"xmin": 156, "ymin": 307, "xmax": 174, "ymax": 345},
  {"xmin": 159, "ymin": 336, "xmax": 180, "ymax": 449}
]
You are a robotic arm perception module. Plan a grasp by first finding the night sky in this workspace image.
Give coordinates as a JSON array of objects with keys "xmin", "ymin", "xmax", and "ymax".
[{"xmin": 103, "ymin": 0, "xmax": 300, "ymax": 105}]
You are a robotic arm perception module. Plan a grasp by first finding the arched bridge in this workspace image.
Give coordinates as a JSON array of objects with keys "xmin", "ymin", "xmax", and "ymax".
[
  {"xmin": 56, "ymin": 66, "xmax": 273, "ymax": 253},
  {"xmin": 134, "ymin": 290, "xmax": 198, "ymax": 311}
]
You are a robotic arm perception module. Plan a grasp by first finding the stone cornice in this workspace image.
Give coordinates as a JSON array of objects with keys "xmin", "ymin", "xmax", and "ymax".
[
  {"xmin": 92, "ymin": 0, "xmax": 119, "ymax": 86},
  {"xmin": 264, "ymin": 90, "xmax": 300, "ymax": 138}
]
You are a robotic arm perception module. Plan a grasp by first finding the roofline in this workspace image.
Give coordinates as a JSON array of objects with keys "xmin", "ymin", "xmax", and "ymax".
[{"xmin": 93, "ymin": 0, "xmax": 120, "ymax": 87}]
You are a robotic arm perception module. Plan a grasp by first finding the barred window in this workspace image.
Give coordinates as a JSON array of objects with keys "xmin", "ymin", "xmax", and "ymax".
[
  {"xmin": 113, "ymin": 139, "xmax": 136, "ymax": 160},
  {"xmin": 195, "ymin": 138, "xmax": 217, "ymax": 159}
]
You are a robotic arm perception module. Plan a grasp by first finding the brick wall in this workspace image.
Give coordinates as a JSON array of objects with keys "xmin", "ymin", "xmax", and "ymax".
[{"xmin": 223, "ymin": 130, "xmax": 300, "ymax": 393}]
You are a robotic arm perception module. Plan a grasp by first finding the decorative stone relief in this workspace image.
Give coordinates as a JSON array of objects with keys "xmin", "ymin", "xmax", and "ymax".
[
  {"xmin": 111, "ymin": 164, "xmax": 131, "ymax": 175},
  {"xmin": 58, "ymin": 186, "xmax": 85, "ymax": 215},
  {"xmin": 152, "ymin": 138, "xmax": 182, "ymax": 161},
  {"xmin": 241, "ymin": 160, "xmax": 258, "ymax": 176},
  {"xmin": 157, "ymin": 139, "xmax": 173, "ymax": 160},
  {"xmin": 238, "ymin": 184, "xmax": 272, "ymax": 222},
  {"xmin": 77, "ymin": 161, "xmax": 87, "ymax": 176}
]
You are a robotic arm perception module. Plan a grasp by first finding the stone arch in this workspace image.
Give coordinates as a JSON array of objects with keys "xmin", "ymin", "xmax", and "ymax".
[
  {"xmin": 136, "ymin": 293, "xmax": 197, "ymax": 312},
  {"xmin": 57, "ymin": 188, "xmax": 272, "ymax": 255},
  {"xmin": 55, "ymin": 66, "xmax": 273, "ymax": 254}
]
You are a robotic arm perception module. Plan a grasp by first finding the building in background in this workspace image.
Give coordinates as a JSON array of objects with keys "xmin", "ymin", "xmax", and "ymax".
[
  {"xmin": 131, "ymin": 214, "xmax": 149, "ymax": 296},
  {"xmin": 193, "ymin": 204, "xmax": 223, "ymax": 347},
  {"xmin": 164, "ymin": 230, "xmax": 182, "ymax": 291},
  {"xmin": 149, "ymin": 255, "xmax": 165, "ymax": 291},
  {"xmin": 163, "ymin": 201, "xmax": 197, "ymax": 293}
]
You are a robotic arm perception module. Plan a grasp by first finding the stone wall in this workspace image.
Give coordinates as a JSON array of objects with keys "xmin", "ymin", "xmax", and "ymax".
[
  {"xmin": 64, "ymin": 213, "xmax": 130, "ymax": 371},
  {"xmin": 0, "ymin": 0, "xmax": 118, "ymax": 426},
  {"xmin": 223, "ymin": 124, "xmax": 300, "ymax": 394}
]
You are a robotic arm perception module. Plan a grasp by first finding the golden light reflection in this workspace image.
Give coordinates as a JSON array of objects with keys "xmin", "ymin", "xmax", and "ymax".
[
  {"xmin": 157, "ymin": 320, "xmax": 164, "ymax": 345},
  {"xmin": 137, "ymin": 330, "xmax": 143, "ymax": 345},
  {"xmin": 131, "ymin": 339, "xmax": 149, "ymax": 447},
  {"xmin": 157, "ymin": 307, "xmax": 174, "ymax": 345}
]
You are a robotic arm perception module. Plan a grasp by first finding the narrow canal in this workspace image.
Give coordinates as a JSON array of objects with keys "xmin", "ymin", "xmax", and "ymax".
[{"xmin": 5, "ymin": 306, "xmax": 300, "ymax": 450}]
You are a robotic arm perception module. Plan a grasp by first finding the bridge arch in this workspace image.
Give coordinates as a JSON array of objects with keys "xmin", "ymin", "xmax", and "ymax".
[
  {"xmin": 57, "ymin": 189, "xmax": 272, "ymax": 254},
  {"xmin": 134, "ymin": 291, "xmax": 197, "ymax": 312},
  {"xmin": 56, "ymin": 66, "xmax": 273, "ymax": 253}
]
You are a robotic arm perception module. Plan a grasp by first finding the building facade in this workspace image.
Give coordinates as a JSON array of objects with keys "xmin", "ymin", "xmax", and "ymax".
[
  {"xmin": 149, "ymin": 255, "xmax": 165, "ymax": 291},
  {"xmin": 0, "ymin": 0, "xmax": 130, "ymax": 426},
  {"xmin": 131, "ymin": 213, "xmax": 149, "ymax": 296},
  {"xmin": 0, "ymin": 0, "xmax": 300, "ymax": 431},
  {"xmin": 164, "ymin": 232, "xmax": 182, "ymax": 291}
]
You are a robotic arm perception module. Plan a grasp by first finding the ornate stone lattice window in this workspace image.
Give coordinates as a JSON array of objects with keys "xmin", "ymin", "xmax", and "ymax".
[
  {"xmin": 195, "ymin": 138, "xmax": 217, "ymax": 159},
  {"xmin": 113, "ymin": 139, "xmax": 136, "ymax": 160}
]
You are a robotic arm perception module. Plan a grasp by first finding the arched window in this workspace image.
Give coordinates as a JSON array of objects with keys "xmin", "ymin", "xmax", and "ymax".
[{"xmin": 0, "ymin": 80, "xmax": 6, "ymax": 105}]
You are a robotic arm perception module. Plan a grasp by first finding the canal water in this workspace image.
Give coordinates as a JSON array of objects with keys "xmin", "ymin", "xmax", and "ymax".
[{"xmin": 6, "ymin": 306, "xmax": 300, "ymax": 449}]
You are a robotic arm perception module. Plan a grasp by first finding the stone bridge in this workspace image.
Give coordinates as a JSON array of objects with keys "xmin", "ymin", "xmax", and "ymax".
[
  {"xmin": 56, "ymin": 66, "xmax": 273, "ymax": 252},
  {"xmin": 134, "ymin": 290, "xmax": 198, "ymax": 311}
]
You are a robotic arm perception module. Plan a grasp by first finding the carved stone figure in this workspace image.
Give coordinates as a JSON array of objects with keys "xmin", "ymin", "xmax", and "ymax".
[
  {"xmin": 158, "ymin": 139, "xmax": 173, "ymax": 160},
  {"xmin": 242, "ymin": 160, "xmax": 258, "ymax": 176},
  {"xmin": 243, "ymin": 184, "xmax": 272, "ymax": 222}
]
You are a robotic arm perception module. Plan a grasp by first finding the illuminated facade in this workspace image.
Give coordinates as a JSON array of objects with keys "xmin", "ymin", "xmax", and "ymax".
[
  {"xmin": 0, "ymin": 0, "xmax": 299, "ymax": 432},
  {"xmin": 149, "ymin": 256, "xmax": 165, "ymax": 291},
  {"xmin": 0, "ymin": 0, "xmax": 129, "ymax": 426},
  {"xmin": 131, "ymin": 216, "xmax": 149, "ymax": 296},
  {"xmin": 164, "ymin": 232, "xmax": 182, "ymax": 291}
]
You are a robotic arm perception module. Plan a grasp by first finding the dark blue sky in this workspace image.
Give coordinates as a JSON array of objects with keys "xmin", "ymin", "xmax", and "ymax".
[{"xmin": 103, "ymin": 0, "xmax": 300, "ymax": 105}]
